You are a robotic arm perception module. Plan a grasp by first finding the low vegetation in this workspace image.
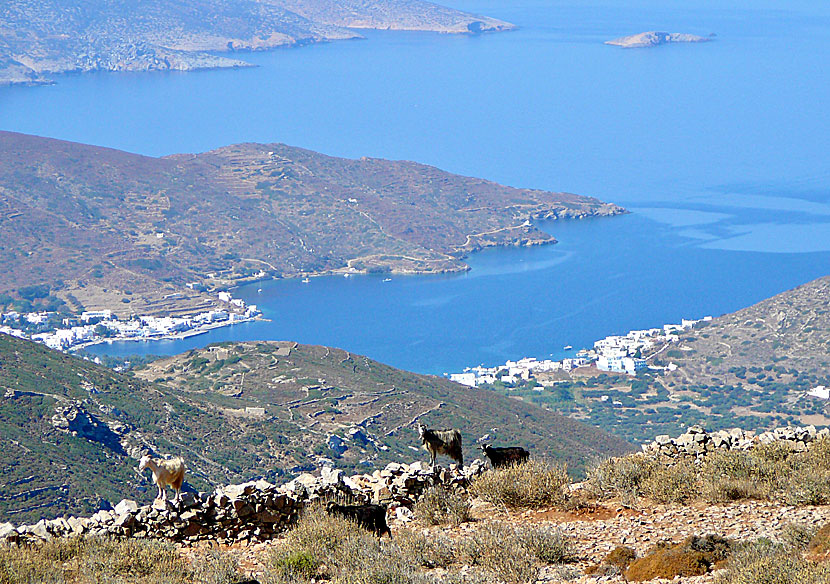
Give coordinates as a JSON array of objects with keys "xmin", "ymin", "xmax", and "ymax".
[
  {"xmin": 469, "ymin": 460, "xmax": 569, "ymax": 509},
  {"xmin": 625, "ymin": 535, "xmax": 731, "ymax": 581},
  {"xmin": 0, "ymin": 537, "xmax": 241, "ymax": 584},
  {"xmin": 413, "ymin": 486, "xmax": 472, "ymax": 526},
  {"xmin": 718, "ymin": 539, "xmax": 830, "ymax": 584},
  {"xmin": 261, "ymin": 504, "xmax": 573, "ymax": 584},
  {"xmin": 588, "ymin": 438, "xmax": 830, "ymax": 506}
]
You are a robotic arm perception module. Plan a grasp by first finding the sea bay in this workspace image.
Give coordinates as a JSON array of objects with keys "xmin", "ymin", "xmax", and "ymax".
[{"xmin": 2, "ymin": 0, "xmax": 828, "ymax": 373}]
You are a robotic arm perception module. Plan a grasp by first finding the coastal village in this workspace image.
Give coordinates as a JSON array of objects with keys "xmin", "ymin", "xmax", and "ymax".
[
  {"xmin": 448, "ymin": 316, "xmax": 713, "ymax": 388},
  {"xmin": 0, "ymin": 291, "xmax": 261, "ymax": 352}
]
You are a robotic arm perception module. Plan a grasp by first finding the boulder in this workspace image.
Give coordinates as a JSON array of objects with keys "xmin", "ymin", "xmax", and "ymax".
[
  {"xmin": 114, "ymin": 499, "xmax": 139, "ymax": 515},
  {"xmin": 0, "ymin": 522, "xmax": 16, "ymax": 540}
]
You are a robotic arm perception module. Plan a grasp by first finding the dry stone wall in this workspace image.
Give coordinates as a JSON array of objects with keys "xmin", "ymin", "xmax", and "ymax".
[
  {"xmin": 0, "ymin": 459, "xmax": 486, "ymax": 546},
  {"xmin": 642, "ymin": 424, "xmax": 830, "ymax": 458}
]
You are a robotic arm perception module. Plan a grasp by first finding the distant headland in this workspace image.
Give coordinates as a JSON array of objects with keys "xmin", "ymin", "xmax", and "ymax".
[
  {"xmin": 605, "ymin": 31, "xmax": 713, "ymax": 48},
  {"xmin": 0, "ymin": 0, "xmax": 516, "ymax": 86}
]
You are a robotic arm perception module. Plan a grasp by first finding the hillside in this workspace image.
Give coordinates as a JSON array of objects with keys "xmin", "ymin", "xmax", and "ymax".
[
  {"xmin": 0, "ymin": 0, "xmax": 514, "ymax": 86},
  {"xmin": 0, "ymin": 333, "xmax": 633, "ymax": 523},
  {"xmin": 649, "ymin": 275, "xmax": 830, "ymax": 420},
  {"xmin": 0, "ymin": 131, "xmax": 624, "ymax": 316},
  {"xmin": 496, "ymin": 276, "xmax": 830, "ymax": 446}
]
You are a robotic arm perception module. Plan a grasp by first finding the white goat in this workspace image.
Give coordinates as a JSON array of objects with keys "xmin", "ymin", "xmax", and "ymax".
[{"xmin": 138, "ymin": 454, "xmax": 185, "ymax": 503}]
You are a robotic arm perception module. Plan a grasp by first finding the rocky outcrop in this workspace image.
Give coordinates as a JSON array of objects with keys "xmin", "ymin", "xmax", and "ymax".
[
  {"xmin": 0, "ymin": 459, "xmax": 486, "ymax": 545},
  {"xmin": 642, "ymin": 425, "xmax": 829, "ymax": 458},
  {"xmin": 605, "ymin": 32, "xmax": 712, "ymax": 48},
  {"xmin": 50, "ymin": 403, "xmax": 129, "ymax": 454}
]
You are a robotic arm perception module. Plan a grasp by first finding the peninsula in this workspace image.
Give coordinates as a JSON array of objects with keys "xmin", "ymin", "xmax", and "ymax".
[
  {"xmin": 0, "ymin": 131, "xmax": 625, "ymax": 318},
  {"xmin": 0, "ymin": 0, "xmax": 515, "ymax": 86},
  {"xmin": 605, "ymin": 31, "xmax": 712, "ymax": 48}
]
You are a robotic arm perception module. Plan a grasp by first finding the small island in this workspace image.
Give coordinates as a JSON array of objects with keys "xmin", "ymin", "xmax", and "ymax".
[{"xmin": 605, "ymin": 31, "xmax": 712, "ymax": 48}]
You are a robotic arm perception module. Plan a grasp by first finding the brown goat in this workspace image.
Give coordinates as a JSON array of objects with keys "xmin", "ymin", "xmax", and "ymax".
[{"xmin": 417, "ymin": 423, "xmax": 463, "ymax": 467}]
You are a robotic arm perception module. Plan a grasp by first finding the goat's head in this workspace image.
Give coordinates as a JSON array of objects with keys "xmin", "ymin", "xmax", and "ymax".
[
  {"xmin": 138, "ymin": 454, "xmax": 151, "ymax": 471},
  {"xmin": 479, "ymin": 443, "xmax": 490, "ymax": 453},
  {"xmin": 416, "ymin": 423, "xmax": 427, "ymax": 439}
]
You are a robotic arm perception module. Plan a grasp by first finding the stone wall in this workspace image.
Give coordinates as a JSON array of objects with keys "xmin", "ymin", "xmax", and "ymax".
[
  {"xmin": 642, "ymin": 425, "xmax": 830, "ymax": 458},
  {"xmin": 0, "ymin": 459, "xmax": 485, "ymax": 545}
]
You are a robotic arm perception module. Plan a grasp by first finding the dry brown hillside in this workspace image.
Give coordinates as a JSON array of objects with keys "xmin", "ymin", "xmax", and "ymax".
[{"xmin": 0, "ymin": 131, "xmax": 623, "ymax": 315}]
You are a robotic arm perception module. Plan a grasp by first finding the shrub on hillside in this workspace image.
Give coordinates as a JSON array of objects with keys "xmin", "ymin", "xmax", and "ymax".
[
  {"xmin": 469, "ymin": 460, "xmax": 568, "ymax": 509},
  {"xmin": 414, "ymin": 486, "xmax": 472, "ymax": 526},
  {"xmin": 780, "ymin": 523, "xmax": 817, "ymax": 553},
  {"xmin": 719, "ymin": 539, "xmax": 830, "ymax": 584},
  {"xmin": 459, "ymin": 522, "xmax": 570, "ymax": 584},
  {"xmin": 0, "ymin": 536, "xmax": 242, "ymax": 584},
  {"xmin": 263, "ymin": 504, "xmax": 394, "ymax": 583},
  {"xmin": 625, "ymin": 535, "xmax": 731, "ymax": 582},
  {"xmin": 264, "ymin": 506, "xmax": 570, "ymax": 584},
  {"xmin": 587, "ymin": 455, "xmax": 656, "ymax": 505},
  {"xmin": 642, "ymin": 459, "xmax": 698, "ymax": 503},
  {"xmin": 394, "ymin": 529, "xmax": 455, "ymax": 569}
]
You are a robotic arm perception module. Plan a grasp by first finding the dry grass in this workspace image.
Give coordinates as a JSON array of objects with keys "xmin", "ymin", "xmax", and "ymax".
[
  {"xmin": 586, "ymin": 454, "xmax": 656, "ymax": 506},
  {"xmin": 413, "ymin": 486, "xmax": 472, "ymax": 526},
  {"xmin": 263, "ymin": 504, "xmax": 571, "ymax": 584},
  {"xmin": 589, "ymin": 438, "xmax": 830, "ymax": 506},
  {"xmin": 0, "ymin": 537, "xmax": 241, "ymax": 584},
  {"xmin": 469, "ymin": 460, "xmax": 569, "ymax": 509},
  {"xmin": 717, "ymin": 540, "xmax": 830, "ymax": 584}
]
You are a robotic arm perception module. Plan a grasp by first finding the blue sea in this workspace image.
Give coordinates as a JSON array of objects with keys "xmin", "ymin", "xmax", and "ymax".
[{"xmin": 2, "ymin": 0, "xmax": 828, "ymax": 374}]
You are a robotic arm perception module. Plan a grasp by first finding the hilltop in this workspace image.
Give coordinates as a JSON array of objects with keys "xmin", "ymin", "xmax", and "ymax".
[
  {"xmin": 0, "ymin": 333, "xmax": 633, "ymax": 523},
  {"xmin": 0, "ymin": 0, "xmax": 514, "ymax": 86},
  {"xmin": 0, "ymin": 131, "xmax": 624, "ymax": 317}
]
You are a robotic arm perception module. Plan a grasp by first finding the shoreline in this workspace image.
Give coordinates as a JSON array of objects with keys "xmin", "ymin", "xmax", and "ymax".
[{"xmin": 67, "ymin": 315, "xmax": 267, "ymax": 353}]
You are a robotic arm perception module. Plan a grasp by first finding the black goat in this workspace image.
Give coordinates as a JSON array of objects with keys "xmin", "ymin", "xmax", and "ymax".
[
  {"xmin": 417, "ymin": 423, "xmax": 463, "ymax": 467},
  {"xmin": 480, "ymin": 444, "xmax": 530, "ymax": 469},
  {"xmin": 326, "ymin": 502, "xmax": 391, "ymax": 538}
]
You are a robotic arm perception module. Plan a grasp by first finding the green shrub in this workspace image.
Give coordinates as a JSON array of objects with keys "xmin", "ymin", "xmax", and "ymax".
[
  {"xmin": 267, "ymin": 550, "xmax": 320, "ymax": 580},
  {"xmin": 470, "ymin": 460, "xmax": 568, "ymax": 509},
  {"xmin": 263, "ymin": 504, "xmax": 383, "ymax": 582},
  {"xmin": 414, "ymin": 486, "xmax": 472, "ymax": 526}
]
